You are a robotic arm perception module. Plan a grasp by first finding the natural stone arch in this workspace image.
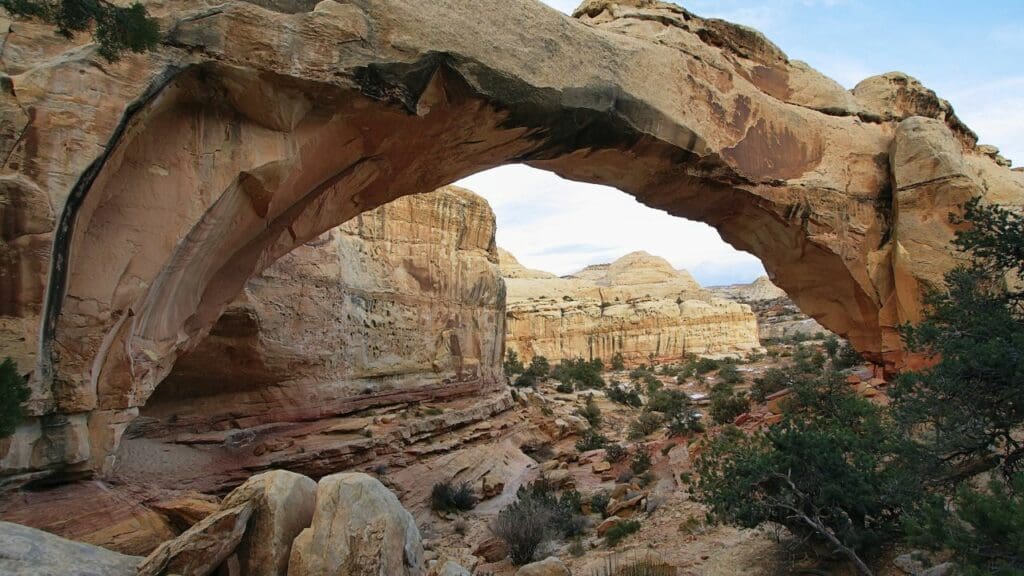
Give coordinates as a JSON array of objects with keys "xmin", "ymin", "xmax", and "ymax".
[{"xmin": 1, "ymin": 0, "xmax": 1020, "ymax": 480}]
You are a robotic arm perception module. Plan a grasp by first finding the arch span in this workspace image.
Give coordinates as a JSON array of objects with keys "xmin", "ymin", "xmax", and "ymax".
[{"xmin": 1, "ymin": 0, "xmax": 1020, "ymax": 479}]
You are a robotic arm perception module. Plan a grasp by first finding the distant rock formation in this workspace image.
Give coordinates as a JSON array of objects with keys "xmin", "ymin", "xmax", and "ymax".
[
  {"xmin": 501, "ymin": 250, "xmax": 761, "ymax": 366},
  {"xmin": 134, "ymin": 186, "xmax": 504, "ymax": 440},
  {"xmin": 712, "ymin": 276, "xmax": 830, "ymax": 341}
]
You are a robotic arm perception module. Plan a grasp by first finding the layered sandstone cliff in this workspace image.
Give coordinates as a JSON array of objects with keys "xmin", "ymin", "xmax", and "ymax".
[
  {"xmin": 712, "ymin": 276, "xmax": 830, "ymax": 341},
  {"xmin": 501, "ymin": 250, "xmax": 761, "ymax": 365},
  {"xmin": 136, "ymin": 186, "xmax": 505, "ymax": 437}
]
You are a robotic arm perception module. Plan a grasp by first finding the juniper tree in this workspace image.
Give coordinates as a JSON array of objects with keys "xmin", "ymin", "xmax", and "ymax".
[{"xmin": 2, "ymin": 0, "xmax": 160, "ymax": 61}]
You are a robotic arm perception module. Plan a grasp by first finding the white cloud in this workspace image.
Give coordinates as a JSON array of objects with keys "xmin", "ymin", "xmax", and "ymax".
[{"xmin": 456, "ymin": 165, "xmax": 764, "ymax": 286}]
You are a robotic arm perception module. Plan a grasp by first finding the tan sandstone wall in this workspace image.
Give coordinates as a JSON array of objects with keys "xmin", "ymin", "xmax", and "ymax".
[
  {"xmin": 137, "ymin": 186, "xmax": 505, "ymax": 434},
  {"xmin": 501, "ymin": 250, "xmax": 761, "ymax": 366}
]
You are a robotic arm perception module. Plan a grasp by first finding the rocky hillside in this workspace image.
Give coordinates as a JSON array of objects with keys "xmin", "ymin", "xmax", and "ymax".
[
  {"xmin": 502, "ymin": 250, "xmax": 761, "ymax": 366},
  {"xmin": 712, "ymin": 276, "xmax": 830, "ymax": 341}
]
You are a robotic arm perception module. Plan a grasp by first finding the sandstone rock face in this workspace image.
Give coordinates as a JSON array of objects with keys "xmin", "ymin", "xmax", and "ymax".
[
  {"xmin": 0, "ymin": 521, "xmax": 142, "ymax": 576},
  {"xmin": 137, "ymin": 502, "xmax": 254, "ymax": 576},
  {"xmin": 137, "ymin": 186, "xmax": 504, "ymax": 437},
  {"xmin": 502, "ymin": 250, "xmax": 761, "ymax": 365},
  {"xmin": 2, "ymin": 0, "xmax": 1022, "ymax": 480},
  {"xmin": 288, "ymin": 472, "xmax": 424, "ymax": 576},
  {"xmin": 219, "ymin": 470, "xmax": 317, "ymax": 576},
  {"xmin": 712, "ymin": 276, "xmax": 830, "ymax": 341},
  {"xmin": 515, "ymin": 556, "xmax": 571, "ymax": 576}
]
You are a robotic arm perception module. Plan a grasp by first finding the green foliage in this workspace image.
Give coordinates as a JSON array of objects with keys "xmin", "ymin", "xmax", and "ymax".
[
  {"xmin": 2, "ymin": 0, "xmax": 160, "ymax": 61},
  {"xmin": 605, "ymin": 443, "xmax": 627, "ymax": 463},
  {"xmin": 575, "ymin": 393, "xmax": 602, "ymax": 428},
  {"xmin": 431, "ymin": 480, "xmax": 477, "ymax": 513},
  {"xmin": 552, "ymin": 357, "xmax": 605, "ymax": 389},
  {"xmin": 576, "ymin": 429, "xmax": 610, "ymax": 452},
  {"xmin": 610, "ymin": 352, "xmax": 625, "ymax": 371},
  {"xmin": 0, "ymin": 358, "xmax": 30, "ymax": 438},
  {"xmin": 513, "ymin": 355, "xmax": 551, "ymax": 387},
  {"xmin": 693, "ymin": 357, "xmax": 720, "ymax": 375},
  {"xmin": 717, "ymin": 363, "xmax": 743, "ymax": 385},
  {"xmin": 647, "ymin": 389, "xmax": 689, "ymax": 415},
  {"xmin": 833, "ymin": 342, "xmax": 863, "ymax": 370},
  {"xmin": 908, "ymin": 473, "xmax": 1024, "ymax": 575},
  {"xmin": 824, "ymin": 334, "xmax": 840, "ymax": 358},
  {"xmin": 708, "ymin": 383, "xmax": 749, "ymax": 425},
  {"xmin": 493, "ymin": 479, "xmax": 587, "ymax": 565},
  {"xmin": 627, "ymin": 412, "xmax": 663, "ymax": 440},
  {"xmin": 604, "ymin": 519, "xmax": 641, "ymax": 546},
  {"xmin": 792, "ymin": 344, "xmax": 826, "ymax": 375},
  {"xmin": 504, "ymin": 350, "xmax": 525, "ymax": 376},
  {"xmin": 555, "ymin": 381, "xmax": 574, "ymax": 394},
  {"xmin": 697, "ymin": 371, "xmax": 923, "ymax": 574},
  {"xmin": 607, "ymin": 383, "xmax": 643, "ymax": 407},
  {"xmin": 630, "ymin": 448, "xmax": 652, "ymax": 474},
  {"xmin": 590, "ymin": 490, "xmax": 611, "ymax": 518},
  {"xmin": 750, "ymin": 366, "xmax": 793, "ymax": 403},
  {"xmin": 892, "ymin": 198, "xmax": 1024, "ymax": 482}
]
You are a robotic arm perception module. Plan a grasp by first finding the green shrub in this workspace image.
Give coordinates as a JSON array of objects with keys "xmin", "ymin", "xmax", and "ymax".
[
  {"xmin": 491, "ymin": 497, "xmax": 553, "ymax": 565},
  {"xmin": 750, "ymin": 367, "xmax": 792, "ymax": 402},
  {"xmin": 709, "ymin": 383, "xmax": 749, "ymax": 425},
  {"xmin": 604, "ymin": 519, "xmax": 641, "ymax": 546},
  {"xmin": 2, "ymin": 0, "xmax": 160, "ymax": 61},
  {"xmin": 555, "ymin": 381, "xmax": 574, "ymax": 393},
  {"xmin": 717, "ymin": 363, "xmax": 743, "ymax": 385},
  {"xmin": 575, "ymin": 394, "xmax": 602, "ymax": 428},
  {"xmin": 647, "ymin": 389, "xmax": 689, "ymax": 415},
  {"xmin": 607, "ymin": 384, "xmax": 643, "ymax": 407},
  {"xmin": 504, "ymin": 350, "xmax": 525, "ymax": 376},
  {"xmin": 552, "ymin": 357, "xmax": 605, "ymax": 389},
  {"xmin": 431, "ymin": 480, "xmax": 477, "ymax": 513},
  {"xmin": 611, "ymin": 352, "xmax": 625, "ymax": 371},
  {"xmin": 627, "ymin": 412, "xmax": 663, "ymax": 440},
  {"xmin": 693, "ymin": 357, "xmax": 720, "ymax": 375},
  {"xmin": 590, "ymin": 490, "xmax": 611, "ymax": 518},
  {"xmin": 0, "ymin": 358, "xmax": 30, "ymax": 438},
  {"xmin": 576, "ymin": 429, "xmax": 610, "ymax": 452},
  {"xmin": 630, "ymin": 449, "xmax": 652, "ymax": 474},
  {"xmin": 605, "ymin": 443, "xmax": 627, "ymax": 463},
  {"xmin": 698, "ymin": 371, "xmax": 921, "ymax": 576}
]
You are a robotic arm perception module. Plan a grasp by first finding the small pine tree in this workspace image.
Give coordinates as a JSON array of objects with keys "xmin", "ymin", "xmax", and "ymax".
[{"xmin": 0, "ymin": 358, "xmax": 30, "ymax": 438}]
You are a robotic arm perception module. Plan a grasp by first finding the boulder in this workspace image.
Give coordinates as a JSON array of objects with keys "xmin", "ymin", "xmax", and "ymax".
[
  {"xmin": 137, "ymin": 503, "xmax": 253, "ymax": 576},
  {"xmin": 434, "ymin": 560, "xmax": 472, "ymax": 576},
  {"xmin": 0, "ymin": 521, "xmax": 141, "ymax": 576},
  {"xmin": 472, "ymin": 536, "xmax": 509, "ymax": 563},
  {"xmin": 148, "ymin": 493, "xmax": 221, "ymax": 532},
  {"xmin": 220, "ymin": 470, "xmax": 317, "ymax": 576},
  {"xmin": 287, "ymin": 473, "xmax": 424, "ymax": 576},
  {"xmin": 514, "ymin": 556, "xmax": 571, "ymax": 576},
  {"xmin": 597, "ymin": 515, "xmax": 623, "ymax": 537}
]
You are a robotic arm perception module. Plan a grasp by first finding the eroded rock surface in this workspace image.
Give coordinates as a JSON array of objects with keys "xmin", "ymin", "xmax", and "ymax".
[
  {"xmin": 502, "ymin": 249, "xmax": 761, "ymax": 365},
  {"xmin": 712, "ymin": 276, "xmax": 829, "ymax": 341},
  {"xmin": 1, "ymin": 0, "xmax": 1022, "ymax": 481},
  {"xmin": 137, "ymin": 186, "xmax": 504, "ymax": 439},
  {"xmin": 0, "ymin": 521, "xmax": 141, "ymax": 576},
  {"xmin": 288, "ymin": 472, "xmax": 424, "ymax": 576}
]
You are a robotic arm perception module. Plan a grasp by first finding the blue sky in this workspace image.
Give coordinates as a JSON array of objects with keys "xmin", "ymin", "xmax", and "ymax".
[{"xmin": 459, "ymin": 0, "xmax": 1022, "ymax": 286}]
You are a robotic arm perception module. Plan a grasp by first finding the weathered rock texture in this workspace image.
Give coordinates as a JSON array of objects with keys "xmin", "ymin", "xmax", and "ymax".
[
  {"xmin": 137, "ymin": 186, "xmax": 504, "ymax": 440},
  {"xmin": 712, "ymin": 276, "xmax": 829, "ymax": 341},
  {"xmin": 288, "ymin": 472, "xmax": 424, "ymax": 576},
  {"xmin": 0, "ymin": 520, "xmax": 142, "ymax": 576},
  {"xmin": 1, "ymin": 0, "xmax": 1022, "ymax": 481},
  {"xmin": 502, "ymin": 249, "xmax": 760, "ymax": 364}
]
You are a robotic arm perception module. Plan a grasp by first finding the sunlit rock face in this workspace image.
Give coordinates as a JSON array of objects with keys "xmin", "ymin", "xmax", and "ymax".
[
  {"xmin": 501, "ymin": 249, "xmax": 761, "ymax": 366},
  {"xmin": 139, "ymin": 186, "xmax": 504, "ymax": 435},
  {"xmin": 1, "ymin": 0, "xmax": 1021, "ymax": 479}
]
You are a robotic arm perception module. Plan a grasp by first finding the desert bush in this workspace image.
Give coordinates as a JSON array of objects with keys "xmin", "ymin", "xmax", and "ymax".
[
  {"xmin": 627, "ymin": 412, "xmax": 663, "ymax": 440},
  {"xmin": 604, "ymin": 519, "xmax": 641, "ymax": 546},
  {"xmin": 576, "ymin": 429, "xmax": 610, "ymax": 452},
  {"xmin": 504, "ymin": 350, "xmax": 525, "ymax": 376},
  {"xmin": 693, "ymin": 357, "xmax": 720, "ymax": 375},
  {"xmin": 607, "ymin": 384, "xmax": 643, "ymax": 407},
  {"xmin": 605, "ymin": 443, "xmax": 627, "ymax": 463},
  {"xmin": 575, "ymin": 393, "xmax": 602, "ymax": 428},
  {"xmin": 555, "ymin": 381, "xmax": 574, "ymax": 393},
  {"xmin": 591, "ymin": 491, "xmax": 611, "ymax": 518},
  {"xmin": 709, "ymin": 383, "xmax": 749, "ymax": 425},
  {"xmin": 611, "ymin": 352, "xmax": 626, "ymax": 371},
  {"xmin": 491, "ymin": 497, "xmax": 554, "ymax": 565},
  {"xmin": 750, "ymin": 367, "xmax": 792, "ymax": 402},
  {"xmin": 717, "ymin": 363, "xmax": 743, "ymax": 385},
  {"xmin": 431, "ymin": 480, "xmax": 477, "ymax": 513},
  {"xmin": 630, "ymin": 449, "xmax": 652, "ymax": 474},
  {"xmin": 553, "ymin": 357, "xmax": 606, "ymax": 389}
]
